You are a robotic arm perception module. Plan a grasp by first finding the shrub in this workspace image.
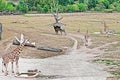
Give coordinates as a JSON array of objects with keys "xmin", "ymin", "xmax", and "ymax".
[
  {"xmin": 104, "ymin": 9, "xmax": 113, "ymax": 13},
  {"xmin": 72, "ymin": 4, "xmax": 79, "ymax": 12},
  {"xmin": 58, "ymin": 5, "xmax": 64, "ymax": 12},
  {"xmin": 0, "ymin": 0, "xmax": 6, "ymax": 11},
  {"xmin": 66, "ymin": 5, "xmax": 74, "ymax": 12},
  {"xmin": 17, "ymin": 0, "xmax": 28, "ymax": 13},
  {"xmin": 6, "ymin": 1, "xmax": 16, "ymax": 11},
  {"xmin": 77, "ymin": 3, "xmax": 87, "ymax": 12},
  {"xmin": 37, "ymin": 4, "xmax": 42, "ymax": 13},
  {"xmin": 116, "ymin": 3, "xmax": 120, "ymax": 12},
  {"xmin": 43, "ymin": 4, "xmax": 49, "ymax": 13},
  {"xmin": 102, "ymin": 0, "xmax": 110, "ymax": 9}
]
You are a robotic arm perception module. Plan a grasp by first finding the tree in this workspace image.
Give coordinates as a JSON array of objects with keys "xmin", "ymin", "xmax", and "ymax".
[
  {"xmin": 0, "ymin": 0, "xmax": 5, "ymax": 11},
  {"xmin": 43, "ymin": 4, "xmax": 49, "ymax": 13},
  {"xmin": 95, "ymin": 2, "xmax": 105, "ymax": 11},
  {"xmin": 77, "ymin": 3, "xmax": 87, "ymax": 11},
  {"xmin": 37, "ymin": 4, "xmax": 42, "ymax": 13},
  {"xmin": 17, "ymin": 0, "xmax": 28, "ymax": 13},
  {"xmin": 108, "ymin": 0, "xmax": 116, "ymax": 4},
  {"xmin": 79, "ymin": 0, "xmax": 84, "ymax": 3},
  {"xmin": 58, "ymin": 0, "xmax": 73, "ymax": 5},
  {"xmin": 88, "ymin": 0, "xmax": 97, "ymax": 9},
  {"xmin": 6, "ymin": 1, "xmax": 16, "ymax": 11},
  {"xmin": 116, "ymin": 3, "xmax": 120, "ymax": 12},
  {"xmin": 72, "ymin": 4, "xmax": 79, "ymax": 12},
  {"xmin": 26, "ymin": 0, "xmax": 34, "ymax": 11},
  {"xmin": 66, "ymin": 5, "xmax": 74, "ymax": 12},
  {"xmin": 102, "ymin": 0, "xmax": 110, "ymax": 9}
]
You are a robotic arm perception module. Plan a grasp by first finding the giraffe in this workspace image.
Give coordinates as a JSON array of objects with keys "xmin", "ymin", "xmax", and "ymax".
[
  {"xmin": 2, "ymin": 34, "xmax": 28, "ymax": 76},
  {"xmin": 102, "ymin": 20, "xmax": 109, "ymax": 32},
  {"xmin": 84, "ymin": 30, "xmax": 89, "ymax": 46}
]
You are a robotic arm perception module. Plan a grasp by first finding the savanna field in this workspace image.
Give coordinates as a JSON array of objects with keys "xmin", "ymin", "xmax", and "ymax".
[{"xmin": 0, "ymin": 13, "xmax": 120, "ymax": 79}]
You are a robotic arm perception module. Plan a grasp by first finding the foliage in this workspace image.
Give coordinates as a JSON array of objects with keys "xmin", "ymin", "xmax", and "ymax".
[
  {"xmin": 43, "ymin": 5, "xmax": 49, "ymax": 13},
  {"xmin": 78, "ymin": 0, "xmax": 84, "ymax": 3},
  {"xmin": 0, "ymin": 0, "xmax": 16, "ymax": 11},
  {"xmin": 88, "ymin": 0, "xmax": 97, "ymax": 9},
  {"xmin": 116, "ymin": 3, "xmax": 120, "ymax": 12},
  {"xmin": 17, "ymin": 0, "xmax": 28, "ymax": 13},
  {"xmin": 77, "ymin": 3, "xmax": 87, "ymax": 11},
  {"xmin": 95, "ymin": 2, "xmax": 105, "ymax": 11},
  {"xmin": 111, "ymin": 71, "xmax": 120, "ymax": 77},
  {"xmin": 6, "ymin": 1, "xmax": 16, "ymax": 11},
  {"xmin": 1, "ymin": 0, "xmax": 120, "ymax": 13},
  {"xmin": 102, "ymin": 0, "xmax": 110, "ymax": 9},
  {"xmin": 36, "ymin": 4, "xmax": 42, "ymax": 13}
]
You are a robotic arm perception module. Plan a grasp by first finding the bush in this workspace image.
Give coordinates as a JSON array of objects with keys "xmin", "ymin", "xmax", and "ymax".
[
  {"xmin": 43, "ymin": 5, "xmax": 49, "ymax": 13},
  {"xmin": 104, "ymin": 9, "xmax": 113, "ymax": 13},
  {"xmin": 0, "ymin": 0, "xmax": 6, "ymax": 11},
  {"xmin": 58, "ymin": 5, "xmax": 64, "ymax": 12},
  {"xmin": 77, "ymin": 3, "xmax": 87, "ymax": 12},
  {"xmin": 72, "ymin": 4, "xmax": 79, "ymax": 12},
  {"xmin": 37, "ymin": 4, "xmax": 42, "ymax": 13},
  {"xmin": 102, "ymin": 0, "xmax": 110, "ymax": 9},
  {"xmin": 66, "ymin": 5, "xmax": 74, "ymax": 12},
  {"xmin": 116, "ymin": 3, "xmax": 120, "ymax": 12},
  {"xmin": 6, "ymin": 1, "xmax": 16, "ymax": 11},
  {"xmin": 17, "ymin": 0, "xmax": 28, "ymax": 13},
  {"xmin": 95, "ymin": 3, "xmax": 105, "ymax": 11}
]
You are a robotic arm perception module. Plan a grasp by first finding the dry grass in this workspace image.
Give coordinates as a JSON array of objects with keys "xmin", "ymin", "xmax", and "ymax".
[{"xmin": 0, "ymin": 13, "xmax": 120, "ymax": 59}]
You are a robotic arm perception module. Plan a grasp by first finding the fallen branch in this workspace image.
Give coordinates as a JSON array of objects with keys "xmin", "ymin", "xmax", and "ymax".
[
  {"xmin": 37, "ymin": 46, "xmax": 62, "ymax": 52},
  {"xmin": 13, "ymin": 36, "xmax": 62, "ymax": 52},
  {"xmin": 13, "ymin": 38, "xmax": 36, "ymax": 47}
]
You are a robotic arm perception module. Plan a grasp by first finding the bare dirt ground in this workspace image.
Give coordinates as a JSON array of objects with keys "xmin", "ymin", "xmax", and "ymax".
[
  {"xmin": 0, "ymin": 33, "xmax": 112, "ymax": 80},
  {"xmin": 0, "ymin": 13, "xmax": 120, "ymax": 80}
]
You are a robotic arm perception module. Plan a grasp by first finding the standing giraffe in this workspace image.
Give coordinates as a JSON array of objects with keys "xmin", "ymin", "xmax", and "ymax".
[
  {"xmin": 2, "ymin": 34, "xmax": 28, "ymax": 76},
  {"xmin": 84, "ymin": 30, "xmax": 89, "ymax": 46},
  {"xmin": 102, "ymin": 20, "xmax": 109, "ymax": 32}
]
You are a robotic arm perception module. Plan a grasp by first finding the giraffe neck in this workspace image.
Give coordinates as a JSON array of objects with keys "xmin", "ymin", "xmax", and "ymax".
[{"xmin": 12, "ymin": 44, "xmax": 24, "ymax": 55}]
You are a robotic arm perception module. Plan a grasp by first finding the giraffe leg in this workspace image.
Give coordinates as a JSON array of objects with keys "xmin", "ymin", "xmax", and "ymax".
[
  {"xmin": 11, "ymin": 62, "xmax": 14, "ymax": 73},
  {"xmin": 16, "ymin": 61, "xmax": 19, "ymax": 74},
  {"xmin": 4, "ymin": 63, "xmax": 8, "ymax": 76},
  {"xmin": 2, "ymin": 61, "xmax": 4, "ymax": 73}
]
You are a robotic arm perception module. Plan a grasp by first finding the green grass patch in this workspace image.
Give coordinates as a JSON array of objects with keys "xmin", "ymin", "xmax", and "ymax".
[
  {"xmin": 111, "ymin": 71, "xmax": 120, "ymax": 77},
  {"xmin": 116, "ymin": 32, "xmax": 120, "ymax": 35},
  {"xmin": 94, "ymin": 59, "xmax": 120, "ymax": 66}
]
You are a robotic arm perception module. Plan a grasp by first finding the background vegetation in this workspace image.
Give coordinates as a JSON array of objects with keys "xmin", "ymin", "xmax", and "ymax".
[{"xmin": 1, "ymin": 0, "xmax": 120, "ymax": 13}]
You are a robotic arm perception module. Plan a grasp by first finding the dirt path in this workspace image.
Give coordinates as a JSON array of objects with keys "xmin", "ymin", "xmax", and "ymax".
[{"xmin": 0, "ymin": 33, "xmax": 112, "ymax": 80}]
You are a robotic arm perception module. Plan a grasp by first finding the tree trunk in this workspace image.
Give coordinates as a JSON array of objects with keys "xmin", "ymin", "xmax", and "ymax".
[{"xmin": 37, "ymin": 46, "xmax": 62, "ymax": 52}]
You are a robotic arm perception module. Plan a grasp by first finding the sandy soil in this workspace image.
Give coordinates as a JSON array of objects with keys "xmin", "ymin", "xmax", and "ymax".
[
  {"xmin": 0, "ymin": 33, "xmax": 112, "ymax": 80},
  {"xmin": 0, "ymin": 13, "xmax": 120, "ymax": 80}
]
